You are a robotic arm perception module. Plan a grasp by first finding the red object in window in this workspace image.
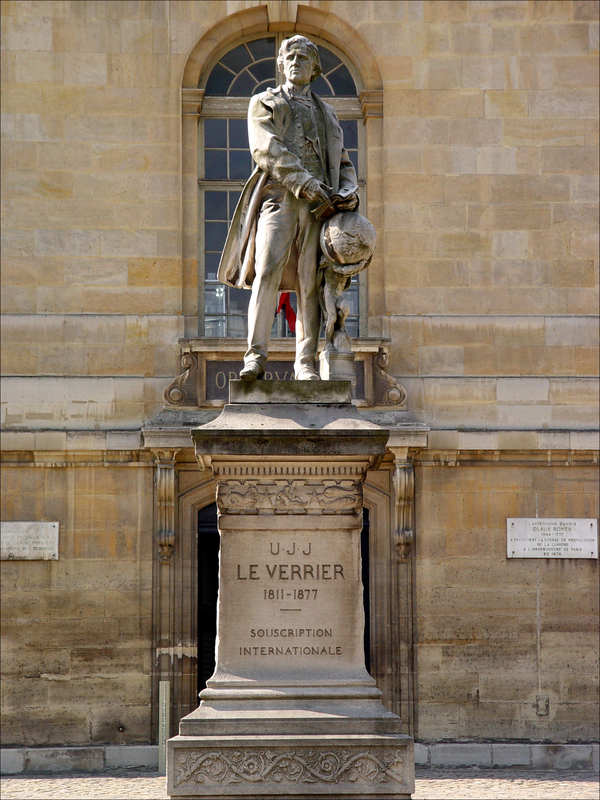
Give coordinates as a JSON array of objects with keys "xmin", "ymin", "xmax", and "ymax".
[{"xmin": 276, "ymin": 292, "xmax": 296, "ymax": 333}]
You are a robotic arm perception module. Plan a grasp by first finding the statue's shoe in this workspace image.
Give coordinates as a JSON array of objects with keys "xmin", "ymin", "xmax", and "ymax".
[
  {"xmin": 295, "ymin": 367, "xmax": 320, "ymax": 381},
  {"xmin": 239, "ymin": 361, "xmax": 264, "ymax": 381}
]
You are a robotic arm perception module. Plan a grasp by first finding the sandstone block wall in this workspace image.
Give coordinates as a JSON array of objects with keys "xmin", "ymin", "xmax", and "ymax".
[
  {"xmin": 1, "ymin": 0, "xmax": 598, "ymax": 749},
  {"xmin": 415, "ymin": 455, "xmax": 599, "ymax": 742},
  {"xmin": 1, "ymin": 457, "xmax": 154, "ymax": 746}
]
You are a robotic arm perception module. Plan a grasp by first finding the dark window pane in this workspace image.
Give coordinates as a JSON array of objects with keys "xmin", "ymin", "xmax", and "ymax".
[
  {"xmin": 349, "ymin": 150, "xmax": 358, "ymax": 174},
  {"xmin": 248, "ymin": 59, "xmax": 276, "ymax": 84},
  {"xmin": 229, "ymin": 70, "xmax": 257, "ymax": 97},
  {"xmin": 328, "ymin": 64, "xmax": 356, "ymax": 96},
  {"xmin": 229, "ymin": 287, "xmax": 250, "ymax": 313},
  {"xmin": 228, "ymin": 191, "xmax": 241, "ymax": 218},
  {"xmin": 345, "ymin": 285, "xmax": 359, "ymax": 315},
  {"xmin": 254, "ymin": 79, "xmax": 276, "ymax": 95},
  {"xmin": 205, "ymin": 317, "xmax": 226, "ymax": 337},
  {"xmin": 204, "ymin": 221, "xmax": 228, "ymax": 251},
  {"xmin": 229, "ymin": 150, "xmax": 252, "ymax": 180},
  {"xmin": 318, "ymin": 46, "xmax": 341, "ymax": 74},
  {"xmin": 204, "ymin": 118, "xmax": 227, "ymax": 148},
  {"xmin": 345, "ymin": 317, "xmax": 359, "ymax": 337},
  {"xmin": 340, "ymin": 120, "xmax": 358, "ymax": 149},
  {"xmin": 205, "ymin": 285, "xmax": 226, "ymax": 314},
  {"xmin": 205, "ymin": 191, "xmax": 227, "ymax": 220},
  {"xmin": 310, "ymin": 75, "xmax": 333, "ymax": 97},
  {"xmin": 228, "ymin": 316, "xmax": 248, "ymax": 338},
  {"xmin": 205, "ymin": 252, "xmax": 220, "ymax": 280},
  {"xmin": 228, "ymin": 119, "xmax": 249, "ymax": 149},
  {"xmin": 205, "ymin": 63, "xmax": 233, "ymax": 96},
  {"xmin": 205, "ymin": 149, "xmax": 227, "ymax": 180},
  {"xmin": 247, "ymin": 37, "xmax": 276, "ymax": 61},
  {"xmin": 220, "ymin": 44, "xmax": 252, "ymax": 73}
]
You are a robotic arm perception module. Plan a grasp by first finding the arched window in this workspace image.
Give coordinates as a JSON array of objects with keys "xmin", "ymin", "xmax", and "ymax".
[{"xmin": 198, "ymin": 35, "xmax": 365, "ymax": 339}]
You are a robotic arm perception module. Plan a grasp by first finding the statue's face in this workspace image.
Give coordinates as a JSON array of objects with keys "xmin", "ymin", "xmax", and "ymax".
[{"xmin": 282, "ymin": 44, "xmax": 314, "ymax": 88}]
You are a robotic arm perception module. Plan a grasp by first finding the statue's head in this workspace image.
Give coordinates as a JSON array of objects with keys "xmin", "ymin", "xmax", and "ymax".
[{"xmin": 277, "ymin": 36, "xmax": 322, "ymax": 84}]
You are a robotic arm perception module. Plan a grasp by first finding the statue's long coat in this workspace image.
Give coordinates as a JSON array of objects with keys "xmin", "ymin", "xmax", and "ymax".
[{"xmin": 217, "ymin": 85, "xmax": 358, "ymax": 291}]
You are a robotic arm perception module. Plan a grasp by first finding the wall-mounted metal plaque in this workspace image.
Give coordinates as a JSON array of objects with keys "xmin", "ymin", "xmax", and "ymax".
[
  {"xmin": 1, "ymin": 521, "xmax": 59, "ymax": 561},
  {"xmin": 507, "ymin": 518, "xmax": 598, "ymax": 559}
]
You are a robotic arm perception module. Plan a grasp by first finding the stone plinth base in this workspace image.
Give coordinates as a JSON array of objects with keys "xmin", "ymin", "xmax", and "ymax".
[
  {"xmin": 168, "ymin": 382, "xmax": 413, "ymax": 799},
  {"xmin": 318, "ymin": 350, "xmax": 356, "ymax": 387},
  {"xmin": 168, "ymin": 734, "xmax": 413, "ymax": 799}
]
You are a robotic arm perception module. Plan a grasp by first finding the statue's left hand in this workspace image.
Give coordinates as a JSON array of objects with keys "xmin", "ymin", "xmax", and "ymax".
[{"xmin": 333, "ymin": 192, "xmax": 359, "ymax": 212}]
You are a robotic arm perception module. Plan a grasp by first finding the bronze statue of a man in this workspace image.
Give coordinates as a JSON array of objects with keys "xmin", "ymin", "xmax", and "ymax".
[{"xmin": 218, "ymin": 35, "xmax": 359, "ymax": 381}]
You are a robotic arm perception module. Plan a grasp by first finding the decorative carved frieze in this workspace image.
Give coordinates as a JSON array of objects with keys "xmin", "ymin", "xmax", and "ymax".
[
  {"xmin": 374, "ymin": 348, "xmax": 407, "ymax": 407},
  {"xmin": 217, "ymin": 479, "xmax": 363, "ymax": 515},
  {"xmin": 152, "ymin": 449, "xmax": 180, "ymax": 561},
  {"xmin": 174, "ymin": 746, "xmax": 406, "ymax": 788}
]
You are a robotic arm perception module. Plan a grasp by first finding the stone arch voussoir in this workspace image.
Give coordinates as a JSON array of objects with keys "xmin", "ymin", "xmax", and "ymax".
[{"xmin": 181, "ymin": 3, "xmax": 382, "ymax": 93}]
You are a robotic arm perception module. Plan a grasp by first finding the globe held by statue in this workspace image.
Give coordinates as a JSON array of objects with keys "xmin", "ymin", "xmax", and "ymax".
[{"xmin": 320, "ymin": 211, "xmax": 377, "ymax": 269}]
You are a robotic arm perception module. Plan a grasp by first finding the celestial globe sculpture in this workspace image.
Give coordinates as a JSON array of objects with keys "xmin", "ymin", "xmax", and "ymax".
[
  {"xmin": 318, "ymin": 211, "xmax": 377, "ymax": 355},
  {"xmin": 320, "ymin": 211, "xmax": 377, "ymax": 269}
]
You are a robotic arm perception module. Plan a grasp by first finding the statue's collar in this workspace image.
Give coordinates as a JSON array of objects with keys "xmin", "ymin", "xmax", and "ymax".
[{"xmin": 280, "ymin": 84, "xmax": 312, "ymax": 101}]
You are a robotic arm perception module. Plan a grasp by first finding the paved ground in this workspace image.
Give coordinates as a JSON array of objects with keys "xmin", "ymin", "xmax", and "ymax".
[{"xmin": 1, "ymin": 769, "xmax": 598, "ymax": 799}]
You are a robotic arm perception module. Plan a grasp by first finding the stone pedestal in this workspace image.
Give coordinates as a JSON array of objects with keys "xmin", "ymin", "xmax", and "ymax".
[
  {"xmin": 167, "ymin": 381, "xmax": 414, "ymax": 799},
  {"xmin": 318, "ymin": 349, "xmax": 357, "ymax": 388}
]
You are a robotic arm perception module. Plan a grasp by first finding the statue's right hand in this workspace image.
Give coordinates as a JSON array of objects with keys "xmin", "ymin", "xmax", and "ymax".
[{"xmin": 301, "ymin": 178, "xmax": 332, "ymax": 205}]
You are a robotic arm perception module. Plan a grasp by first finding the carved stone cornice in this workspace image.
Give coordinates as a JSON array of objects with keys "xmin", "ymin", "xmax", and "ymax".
[
  {"xmin": 359, "ymin": 89, "xmax": 383, "ymax": 118},
  {"xmin": 151, "ymin": 448, "xmax": 180, "ymax": 562},
  {"xmin": 181, "ymin": 88, "xmax": 205, "ymax": 116}
]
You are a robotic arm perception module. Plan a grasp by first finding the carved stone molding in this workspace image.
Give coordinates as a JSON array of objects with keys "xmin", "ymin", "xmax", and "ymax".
[
  {"xmin": 217, "ymin": 479, "xmax": 362, "ymax": 515},
  {"xmin": 214, "ymin": 463, "xmax": 366, "ymax": 479},
  {"xmin": 392, "ymin": 461, "xmax": 414, "ymax": 562},
  {"xmin": 163, "ymin": 352, "xmax": 198, "ymax": 407},
  {"xmin": 374, "ymin": 347, "xmax": 407, "ymax": 408},
  {"xmin": 152, "ymin": 449, "xmax": 180, "ymax": 562},
  {"xmin": 181, "ymin": 87, "xmax": 205, "ymax": 116},
  {"xmin": 174, "ymin": 746, "xmax": 406, "ymax": 789},
  {"xmin": 359, "ymin": 89, "xmax": 383, "ymax": 118}
]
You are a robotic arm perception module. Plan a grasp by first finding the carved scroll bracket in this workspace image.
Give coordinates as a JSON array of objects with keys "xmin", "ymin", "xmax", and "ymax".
[
  {"xmin": 152, "ymin": 449, "xmax": 180, "ymax": 562},
  {"xmin": 392, "ymin": 460, "xmax": 414, "ymax": 561},
  {"xmin": 163, "ymin": 352, "xmax": 198, "ymax": 407},
  {"xmin": 387, "ymin": 432, "xmax": 427, "ymax": 562},
  {"xmin": 373, "ymin": 347, "xmax": 407, "ymax": 408}
]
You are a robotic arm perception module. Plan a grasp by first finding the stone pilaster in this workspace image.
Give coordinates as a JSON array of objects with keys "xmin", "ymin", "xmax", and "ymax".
[
  {"xmin": 151, "ymin": 448, "xmax": 180, "ymax": 743},
  {"xmin": 387, "ymin": 432, "xmax": 428, "ymax": 740},
  {"xmin": 152, "ymin": 449, "xmax": 180, "ymax": 562}
]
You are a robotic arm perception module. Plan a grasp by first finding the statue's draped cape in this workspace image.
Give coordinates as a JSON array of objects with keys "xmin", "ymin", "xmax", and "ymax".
[{"xmin": 217, "ymin": 85, "xmax": 358, "ymax": 292}]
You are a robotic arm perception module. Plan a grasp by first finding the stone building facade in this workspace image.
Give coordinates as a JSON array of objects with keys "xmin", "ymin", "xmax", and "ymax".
[{"xmin": 1, "ymin": 0, "xmax": 598, "ymax": 759}]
